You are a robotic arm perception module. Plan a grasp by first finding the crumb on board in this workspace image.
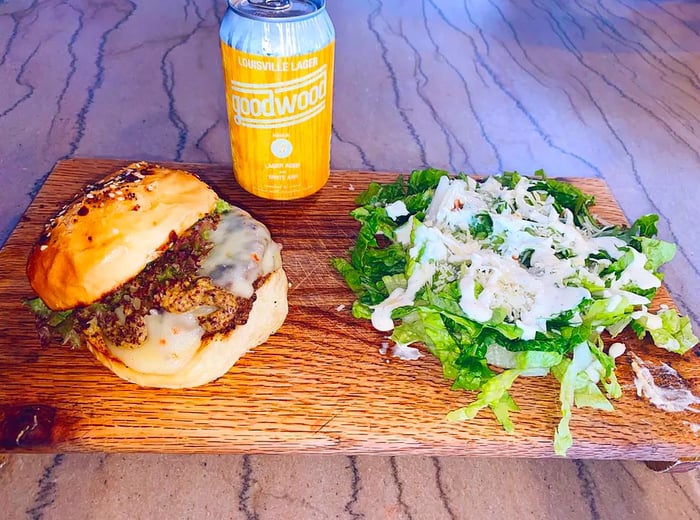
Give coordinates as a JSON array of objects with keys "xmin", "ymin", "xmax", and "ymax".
[
  {"xmin": 379, "ymin": 341, "xmax": 389, "ymax": 356},
  {"xmin": 335, "ymin": 304, "xmax": 346, "ymax": 312}
]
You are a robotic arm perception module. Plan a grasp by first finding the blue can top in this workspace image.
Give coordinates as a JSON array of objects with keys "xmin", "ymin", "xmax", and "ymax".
[{"xmin": 228, "ymin": 0, "xmax": 325, "ymax": 21}]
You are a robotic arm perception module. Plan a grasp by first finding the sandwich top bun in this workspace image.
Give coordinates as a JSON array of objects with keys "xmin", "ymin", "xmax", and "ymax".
[
  {"xmin": 27, "ymin": 162, "xmax": 219, "ymax": 311},
  {"xmin": 26, "ymin": 162, "xmax": 288, "ymax": 388}
]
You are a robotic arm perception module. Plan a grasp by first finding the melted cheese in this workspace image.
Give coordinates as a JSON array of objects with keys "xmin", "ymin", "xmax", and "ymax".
[
  {"xmin": 199, "ymin": 208, "xmax": 282, "ymax": 298},
  {"xmin": 107, "ymin": 208, "xmax": 282, "ymax": 372},
  {"xmin": 108, "ymin": 308, "xmax": 209, "ymax": 375}
]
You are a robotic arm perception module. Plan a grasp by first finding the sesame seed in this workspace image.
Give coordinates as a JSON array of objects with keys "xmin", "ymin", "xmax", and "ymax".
[{"xmin": 40, "ymin": 245, "xmax": 48, "ymax": 251}]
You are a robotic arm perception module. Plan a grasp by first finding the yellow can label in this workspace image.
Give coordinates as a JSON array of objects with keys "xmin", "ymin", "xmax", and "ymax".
[{"xmin": 220, "ymin": 41, "xmax": 335, "ymax": 200}]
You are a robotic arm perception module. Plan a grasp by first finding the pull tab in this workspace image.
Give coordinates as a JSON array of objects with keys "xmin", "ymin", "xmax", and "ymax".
[{"xmin": 249, "ymin": 0, "xmax": 291, "ymax": 10}]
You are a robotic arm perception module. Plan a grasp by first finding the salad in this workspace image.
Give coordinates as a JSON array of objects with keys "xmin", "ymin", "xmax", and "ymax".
[{"xmin": 332, "ymin": 168, "xmax": 697, "ymax": 455}]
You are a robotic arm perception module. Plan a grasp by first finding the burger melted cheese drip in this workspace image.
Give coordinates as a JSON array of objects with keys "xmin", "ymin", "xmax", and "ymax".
[{"xmin": 108, "ymin": 208, "xmax": 282, "ymax": 376}]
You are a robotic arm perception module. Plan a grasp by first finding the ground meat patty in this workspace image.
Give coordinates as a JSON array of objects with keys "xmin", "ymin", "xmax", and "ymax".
[
  {"xmin": 160, "ymin": 277, "xmax": 255, "ymax": 336},
  {"xmin": 94, "ymin": 304, "xmax": 147, "ymax": 349}
]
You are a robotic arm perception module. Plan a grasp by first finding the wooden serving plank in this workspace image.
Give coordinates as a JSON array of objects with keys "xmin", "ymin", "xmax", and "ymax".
[{"xmin": 1, "ymin": 158, "xmax": 698, "ymax": 458}]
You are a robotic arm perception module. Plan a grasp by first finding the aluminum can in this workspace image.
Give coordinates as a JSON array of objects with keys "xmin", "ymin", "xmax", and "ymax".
[{"xmin": 220, "ymin": 0, "xmax": 335, "ymax": 200}]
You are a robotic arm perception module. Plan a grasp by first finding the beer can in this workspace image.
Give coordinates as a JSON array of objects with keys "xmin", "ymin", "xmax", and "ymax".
[{"xmin": 220, "ymin": 0, "xmax": 335, "ymax": 200}]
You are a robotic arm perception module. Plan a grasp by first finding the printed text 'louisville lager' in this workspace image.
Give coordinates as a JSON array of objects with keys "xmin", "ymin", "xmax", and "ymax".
[{"xmin": 220, "ymin": 0, "xmax": 335, "ymax": 200}]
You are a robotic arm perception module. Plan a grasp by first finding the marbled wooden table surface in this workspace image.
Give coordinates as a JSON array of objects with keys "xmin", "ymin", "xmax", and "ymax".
[{"xmin": 1, "ymin": 0, "xmax": 699, "ymax": 518}]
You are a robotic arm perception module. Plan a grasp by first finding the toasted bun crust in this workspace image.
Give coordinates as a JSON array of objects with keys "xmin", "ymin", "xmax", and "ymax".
[
  {"xmin": 27, "ymin": 162, "xmax": 218, "ymax": 310},
  {"xmin": 84, "ymin": 268, "xmax": 289, "ymax": 388}
]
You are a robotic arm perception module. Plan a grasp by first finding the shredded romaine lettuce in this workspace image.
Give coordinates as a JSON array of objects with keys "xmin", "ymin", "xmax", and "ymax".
[
  {"xmin": 446, "ymin": 368, "xmax": 523, "ymax": 433},
  {"xmin": 333, "ymin": 168, "xmax": 697, "ymax": 456},
  {"xmin": 632, "ymin": 306, "xmax": 698, "ymax": 355}
]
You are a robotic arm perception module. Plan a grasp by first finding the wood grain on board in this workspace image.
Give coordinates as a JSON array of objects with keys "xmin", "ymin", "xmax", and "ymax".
[{"xmin": 0, "ymin": 158, "xmax": 698, "ymax": 458}]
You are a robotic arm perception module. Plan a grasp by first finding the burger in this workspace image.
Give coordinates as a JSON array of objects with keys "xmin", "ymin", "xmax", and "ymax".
[{"xmin": 25, "ymin": 162, "xmax": 288, "ymax": 388}]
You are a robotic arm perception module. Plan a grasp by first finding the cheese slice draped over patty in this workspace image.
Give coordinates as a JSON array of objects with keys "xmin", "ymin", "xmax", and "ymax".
[{"xmin": 107, "ymin": 208, "xmax": 282, "ymax": 375}]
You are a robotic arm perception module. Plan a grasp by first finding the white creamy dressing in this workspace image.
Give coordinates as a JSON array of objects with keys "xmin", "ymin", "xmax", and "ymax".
[
  {"xmin": 370, "ymin": 175, "xmax": 657, "ymax": 339},
  {"xmin": 371, "ymin": 262, "xmax": 436, "ymax": 331},
  {"xmin": 385, "ymin": 200, "xmax": 409, "ymax": 220},
  {"xmin": 630, "ymin": 353, "xmax": 700, "ymax": 413},
  {"xmin": 378, "ymin": 340, "xmax": 422, "ymax": 360},
  {"xmin": 602, "ymin": 287, "xmax": 650, "ymax": 306},
  {"xmin": 608, "ymin": 342, "xmax": 626, "ymax": 359},
  {"xmin": 394, "ymin": 216, "xmax": 414, "ymax": 246},
  {"xmin": 593, "ymin": 236, "xmax": 626, "ymax": 259},
  {"xmin": 612, "ymin": 248, "xmax": 661, "ymax": 291},
  {"xmin": 630, "ymin": 305, "xmax": 691, "ymax": 352},
  {"xmin": 108, "ymin": 208, "xmax": 281, "ymax": 372},
  {"xmin": 631, "ymin": 307, "xmax": 663, "ymax": 330},
  {"xmin": 584, "ymin": 359, "xmax": 605, "ymax": 384},
  {"xmin": 410, "ymin": 224, "xmax": 450, "ymax": 263},
  {"xmin": 457, "ymin": 248, "xmax": 589, "ymax": 339},
  {"xmin": 391, "ymin": 342, "xmax": 424, "ymax": 360}
]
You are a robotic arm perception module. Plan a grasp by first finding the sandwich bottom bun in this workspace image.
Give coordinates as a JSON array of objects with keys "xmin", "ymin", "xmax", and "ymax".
[{"xmin": 84, "ymin": 267, "xmax": 288, "ymax": 389}]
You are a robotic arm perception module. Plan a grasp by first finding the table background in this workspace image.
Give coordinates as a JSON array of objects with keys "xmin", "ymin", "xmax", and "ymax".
[{"xmin": 1, "ymin": 1, "xmax": 699, "ymax": 518}]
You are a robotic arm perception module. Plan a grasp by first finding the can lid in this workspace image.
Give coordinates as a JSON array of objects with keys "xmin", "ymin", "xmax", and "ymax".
[{"xmin": 229, "ymin": 0, "xmax": 323, "ymax": 20}]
